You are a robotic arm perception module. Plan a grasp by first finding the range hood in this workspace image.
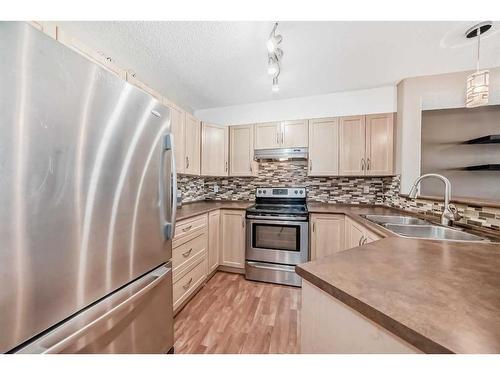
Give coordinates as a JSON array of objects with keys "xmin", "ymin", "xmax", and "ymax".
[{"xmin": 254, "ymin": 147, "xmax": 308, "ymax": 161}]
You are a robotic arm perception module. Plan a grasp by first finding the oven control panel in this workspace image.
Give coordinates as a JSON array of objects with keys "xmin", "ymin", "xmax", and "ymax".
[{"xmin": 256, "ymin": 187, "xmax": 306, "ymax": 198}]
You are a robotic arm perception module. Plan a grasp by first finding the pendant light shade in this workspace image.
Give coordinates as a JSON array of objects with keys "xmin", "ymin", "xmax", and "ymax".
[
  {"xmin": 466, "ymin": 70, "xmax": 489, "ymax": 108},
  {"xmin": 465, "ymin": 21, "xmax": 492, "ymax": 108}
]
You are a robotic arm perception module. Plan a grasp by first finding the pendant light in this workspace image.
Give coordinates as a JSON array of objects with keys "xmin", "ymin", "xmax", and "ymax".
[{"xmin": 465, "ymin": 21, "xmax": 492, "ymax": 108}]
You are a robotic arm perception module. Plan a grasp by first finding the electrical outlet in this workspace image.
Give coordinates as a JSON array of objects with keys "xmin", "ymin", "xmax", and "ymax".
[
  {"xmin": 363, "ymin": 186, "xmax": 370, "ymax": 194},
  {"xmin": 214, "ymin": 184, "xmax": 219, "ymax": 193}
]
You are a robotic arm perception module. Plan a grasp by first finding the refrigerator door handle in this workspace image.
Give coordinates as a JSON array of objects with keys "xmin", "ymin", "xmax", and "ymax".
[
  {"xmin": 23, "ymin": 265, "xmax": 172, "ymax": 354},
  {"xmin": 159, "ymin": 133, "xmax": 176, "ymax": 240}
]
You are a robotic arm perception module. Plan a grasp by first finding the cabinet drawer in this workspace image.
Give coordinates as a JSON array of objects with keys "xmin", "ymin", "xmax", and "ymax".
[
  {"xmin": 174, "ymin": 214, "xmax": 208, "ymax": 243},
  {"xmin": 173, "ymin": 254, "xmax": 207, "ymax": 311},
  {"xmin": 172, "ymin": 232, "xmax": 207, "ymax": 275}
]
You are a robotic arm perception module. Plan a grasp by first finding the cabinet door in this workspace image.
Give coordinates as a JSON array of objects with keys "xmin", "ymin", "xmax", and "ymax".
[
  {"xmin": 184, "ymin": 113, "xmax": 201, "ymax": 175},
  {"xmin": 310, "ymin": 214, "xmax": 345, "ymax": 260},
  {"xmin": 339, "ymin": 116, "xmax": 366, "ymax": 176},
  {"xmin": 365, "ymin": 113, "xmax": 394, "ymax": 176},
  {"xmin": 345, "ymin": 217, "xmax": 365, "ymax": 249},
  {"xmin": 308, "ymin": 118, "xmax": 339, "ymax": 176},
  {"xmin": 229, "ymin": 125, "xmax": 254, "ymax": 176},
  {"xmin": 167, "ymin": 105, "xmax": 185, "ymax": 174},
  {"xmin": 208, "ymin": 210, "xmax": 220, "ymax": 274},
  {"xmin": 57, "ymin": 28, "xmax": 127, "ymax": 80},
  {"xmin": 254, "ymin": 122, "xmax": 280, "ymax": 149},
  {"xmin": 220, "ymin": 210, "xmax": 245, "ymax": 269},
  {"xmin": 365, "ymin": 229, "xmax": 381, "ymax": 244},
  {"xmin": 201, "ymin": 122, "xmax": 229, "ymax": 176},
  {"xmin": 282, "ymin": 120, "xmax": 308, "ymax": 148}
]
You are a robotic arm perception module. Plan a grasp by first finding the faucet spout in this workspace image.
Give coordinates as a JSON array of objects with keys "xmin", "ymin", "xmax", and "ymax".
[{"xmin": 407, "ymin": 173, "xmax": 460, "ymax": 226}]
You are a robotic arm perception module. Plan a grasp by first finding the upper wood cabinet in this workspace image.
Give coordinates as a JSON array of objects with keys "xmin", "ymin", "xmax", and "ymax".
[
  {"xmin": 201, "ymin": 122, "xmax": 229, "ymax": 176},
  {"xmin": 126, "ymin": 73, "xmax": 163, "ymax": 100},
  {"xmin": 167, "ymin": 104, "xmax": 186, "ymax": 174},
  {"xmin": 254, "ymin": 122, "xmax": 281, "ymax": 149},
  {"xmin": 339, "ymin": 115, "xmax": 366, "ymax": 176},
  {"xmin": 28, "ymin": 21, "xmax": 57, "ymax": 39},
  {"xmin": 254, "ymin": 120, "xmax": 308, "ymax": 149},
  {"xmin": 57, "ymin": 28, "xmax": 127, "ymax": 80},
  {"xmin": 310, "ymin": 214, "xmax": 345, "ymax": 260},
  {"xmin": 220, "ymin": 210, "xmax": 246, "ymax": 269},
  {"xmin": 282, "ymin": 120, "xmax": 308, "ymax": 148},
  {"xmin": 308, "ymin": 118, "xmax": 339, "ymax": 176},
  {"xmin": 208, "ymin": 210, "xmax": 221, "ymax": 275},
  {"xmin": 365, "ymin": 113, "xmax": 394, "ymax": 176},
  {"xmin": 339, "ymin": 113, "xmax": 394, "ymax": 176},
  {"xmin": 229, "ymin": 125, "xmax": 255, "ymax": 176},
  {"xmin": 184, "ymin": 113, "xmax": 201, "ymax": 175}
]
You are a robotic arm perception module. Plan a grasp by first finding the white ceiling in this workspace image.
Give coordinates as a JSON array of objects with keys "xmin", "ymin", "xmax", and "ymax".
[{"xmin": 59, "ymin": 21, "xmax": 500, "ymax": 111}]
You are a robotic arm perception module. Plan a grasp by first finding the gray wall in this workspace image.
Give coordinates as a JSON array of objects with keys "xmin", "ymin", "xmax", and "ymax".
[{"xmin": 421, "ymin": 105, "xmax": 500, "ymax": 202}]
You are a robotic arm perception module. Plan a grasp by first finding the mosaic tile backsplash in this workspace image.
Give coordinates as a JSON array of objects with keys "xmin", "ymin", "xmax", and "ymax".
[
  {"xmin": 385, "ymin": 177, "xmax": 500, "ymax": 231},
  {"xmin": 178, "ymin": 161, "xmax": 500, "ymax": 231},
  {"xmin": 180, "ymin": 161, "xmax": 393, "ymax": 204}
]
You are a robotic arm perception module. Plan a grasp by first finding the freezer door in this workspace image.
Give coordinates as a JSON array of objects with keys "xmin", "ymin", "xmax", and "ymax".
[
  {"xmin": 0, "ymin": 22, "xmax": 176, "ymax": 352},
  {"xmin": 15, "ymin": 264, "xmax": 173, "ymax": 354}
]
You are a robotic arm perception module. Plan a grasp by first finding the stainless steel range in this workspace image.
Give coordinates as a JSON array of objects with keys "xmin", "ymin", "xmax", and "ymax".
[{"xmin": 245, "ymin": 187, "xmax": 309, "ymax": 287}]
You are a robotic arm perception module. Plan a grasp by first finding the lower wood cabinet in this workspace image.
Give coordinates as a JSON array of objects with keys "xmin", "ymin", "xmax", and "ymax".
[
  {"xmin": 220, "ymin": 210, "xmax": 246, "ymax": 269},
  {"xmin": 173, "ymin": 251, "xmax": 207, "ymax": 312},
  {"xmin": 310, "ymin": 214, "xmax": 382, "ymax": 259},
  {"xmin": 208, "ymin": 210, "xmax": 221, "ymax": 274},
  {"xmin": 172, "ymin": 213, "xmax": 208, "ymax": 313},
  {"xmin": 310, "ymin": 214, "xmax": 345, "ymax": 260},
  {"xmin": 345, "ymin": 216, "xmax": 381, "ymax": 248}
]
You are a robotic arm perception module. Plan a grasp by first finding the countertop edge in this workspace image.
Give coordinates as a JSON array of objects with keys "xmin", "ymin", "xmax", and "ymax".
[
  {"xmin": 176, "ymin": 201, "xmax": 253, "ymax": 221},
  {"xmin": 295, "ymin": 262, "xmax": 453, "ymax": 354}
]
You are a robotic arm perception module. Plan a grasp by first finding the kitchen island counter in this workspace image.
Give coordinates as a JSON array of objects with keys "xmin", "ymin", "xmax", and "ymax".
[{"xmin": 298, "ymin": 203, "xmax": 500, "ymax": 353}]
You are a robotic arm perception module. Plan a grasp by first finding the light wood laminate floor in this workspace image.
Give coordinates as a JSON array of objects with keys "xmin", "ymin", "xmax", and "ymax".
[{"xmin": 174, "ymin": 271, "xmax": 301, "ymax": 354}]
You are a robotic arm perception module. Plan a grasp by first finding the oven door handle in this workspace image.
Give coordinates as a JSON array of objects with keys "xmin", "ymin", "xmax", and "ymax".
[
  {"xmin": 246, "ymin": 214, "xmax": 308, "ymax": 221},
  {"xmin": 246, "ymin": 261, "xmax": 296, "ymax": 273}
]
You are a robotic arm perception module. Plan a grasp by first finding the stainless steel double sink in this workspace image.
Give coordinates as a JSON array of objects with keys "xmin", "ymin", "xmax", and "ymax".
[{"xmin": 362, "ymin": 214, "xmax": 489, "ymax": 242}]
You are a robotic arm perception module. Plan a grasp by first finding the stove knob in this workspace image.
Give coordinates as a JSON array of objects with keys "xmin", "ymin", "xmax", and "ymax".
[
  {"xmin": 294, "ymin": 190, "xmax": 298, "ymax": 194},
  {"xmin": 300, "ymin": 190, "xmax": 304, "ymax": 194}
]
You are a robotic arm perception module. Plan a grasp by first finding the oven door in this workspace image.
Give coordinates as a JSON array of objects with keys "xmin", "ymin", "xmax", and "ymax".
[{"xmin": 246, "ymin": 217, "xmax": 309, "ymax": 265}]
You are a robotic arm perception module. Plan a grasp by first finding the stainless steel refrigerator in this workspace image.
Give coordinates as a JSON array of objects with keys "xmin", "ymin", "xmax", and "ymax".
[{"xmin": 0, "ymin": 22, "xmax": 177, "ymax": 353}]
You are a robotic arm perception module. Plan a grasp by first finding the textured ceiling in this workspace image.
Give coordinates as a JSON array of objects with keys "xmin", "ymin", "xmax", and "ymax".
[{"xmin": 59, "ymin": 21, "xmax": 500, "ymax": 111}]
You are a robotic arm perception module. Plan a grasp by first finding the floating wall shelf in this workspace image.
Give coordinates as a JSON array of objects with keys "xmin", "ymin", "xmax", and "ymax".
[
  {"xmin": 464, "ymin": 164, "xmax": 500, "ymax": 171},
  {"xmin": 465, "ymin": 135, "xmax": 500, "ymax": 144}
]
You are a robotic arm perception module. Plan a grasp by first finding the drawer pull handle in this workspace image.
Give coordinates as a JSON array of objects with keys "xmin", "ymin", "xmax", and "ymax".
[
  {"xmin": 358, "ymin": 235, "xmax": 364, "ymax": 246},
  {"xmin": 182, "ymin": 248, "xmax": 193, "ymax": 257},
  {"xmin": 183, "ymin": 277, "xmax": 193, "ymax": 290},
  {"xmin": 182, "ymin": 225, "xmax": 192, "ymax": 232}
]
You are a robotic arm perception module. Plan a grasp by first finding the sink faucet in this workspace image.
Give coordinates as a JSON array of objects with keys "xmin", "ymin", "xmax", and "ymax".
[{"xmin": 408, "ymin": 173, "xmax": 462, "ymax": 226}]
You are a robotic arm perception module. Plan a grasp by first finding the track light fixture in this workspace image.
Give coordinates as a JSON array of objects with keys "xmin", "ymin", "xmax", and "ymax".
[{"xmin": 267, "ymin": 22, "xmax": 283, "ymax": 92}]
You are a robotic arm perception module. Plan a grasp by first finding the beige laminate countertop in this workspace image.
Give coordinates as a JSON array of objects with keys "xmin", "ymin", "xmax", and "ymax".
[
  {"xmin": 175, "ymin": 200, "xmax": 253, "ymax": 221},
  {"xmin": 298, "ymin": 203, "xmax": 500, "ymax": 354}
]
